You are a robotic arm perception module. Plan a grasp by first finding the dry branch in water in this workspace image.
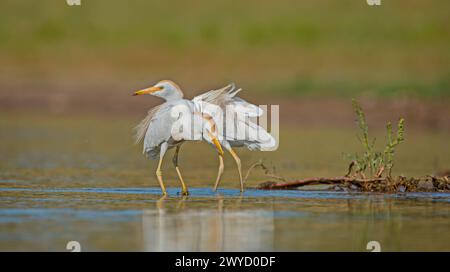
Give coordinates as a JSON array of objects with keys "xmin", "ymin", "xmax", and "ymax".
[
  {"xmin": 256, "ymin": 174, "xmax": 450, "ymax": 193},
  {"xmin": 256, "ymin": 176, "xmax": 384, "ymax": 190},
  {"xmin": 249, "ymin": 161, "xmax": 450, "ymax": 193}
]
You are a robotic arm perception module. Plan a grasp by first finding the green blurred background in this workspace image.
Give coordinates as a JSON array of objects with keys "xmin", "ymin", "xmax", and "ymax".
[{"xmin": 0, "ymin": 0, "xmax": 449, "ymax": 101}]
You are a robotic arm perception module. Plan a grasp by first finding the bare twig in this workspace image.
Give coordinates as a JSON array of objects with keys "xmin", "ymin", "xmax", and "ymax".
[
  {"xmin": 345, "ymin": 161, "xmax": 356, "ymax": 177},
  {"xmin": 243, "ymin": 160, "xmax": 263, "ymax": 183},
  {"xmin": 244, "ymin": 160, "xmax": 286, "ymax": 184}
]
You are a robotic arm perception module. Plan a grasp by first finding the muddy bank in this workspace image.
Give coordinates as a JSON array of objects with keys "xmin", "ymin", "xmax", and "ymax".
[{"xmin": 0, "ymin": 84, "xmax": 449, "ymax": 130}]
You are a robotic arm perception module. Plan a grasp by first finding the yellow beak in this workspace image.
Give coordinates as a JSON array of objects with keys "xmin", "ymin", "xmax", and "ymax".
[{"xmin": 132, "ymin": 86, "xmax": 162, "ymax": 96}]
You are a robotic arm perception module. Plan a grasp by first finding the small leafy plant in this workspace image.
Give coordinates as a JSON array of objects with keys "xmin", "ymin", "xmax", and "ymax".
[
  {"xmin": 257, "ymin": 99, "xmax": 450, "ymax": 193},
  {"xmin": 347, "ymin": 99, "xmax": 405, "ymax": 178}
]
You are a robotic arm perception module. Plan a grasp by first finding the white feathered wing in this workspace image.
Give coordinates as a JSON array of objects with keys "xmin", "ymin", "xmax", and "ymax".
[{"xmin": 192, "ymin": 84, "xmax": 277, "ymax": 151}]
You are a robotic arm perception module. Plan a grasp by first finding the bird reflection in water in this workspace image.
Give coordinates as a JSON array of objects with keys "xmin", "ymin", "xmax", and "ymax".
[{"xmin": 142, "ymin": 195, "xmax": 274, "ymax": 251}]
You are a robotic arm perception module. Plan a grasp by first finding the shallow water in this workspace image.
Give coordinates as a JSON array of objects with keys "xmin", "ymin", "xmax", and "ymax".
[
  {"xmin": 1, "ymin": 187, "xmax": 450, "ymax": 251},
  {"xmin": 0, "ymin": 114, "xmax": 449, "ymax": 251}
]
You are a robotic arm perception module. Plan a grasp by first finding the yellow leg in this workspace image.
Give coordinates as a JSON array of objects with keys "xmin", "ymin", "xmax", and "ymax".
[
  {"xmin": 207, "ymin": 131, "xmax": 224, "ymax": 156},
  {"xmin": 207, "ymin": 130, "xmax": 225, "ymax": 191},
  {"xmin": 156, "ymin": 143, "xmax": 168, "ymax": 196},
  {"xmin": 173, "ymin": 145, "xmax": 189, "ymax": 196},
  {"xmin": 213, "ymin": 153, "xmax": 224, "ymax": 191},
  {"xmin": 199, "ymin": 114, "xmax": 226, "ymax": 191},
  {"xmin": 156, "ymin": 157, "xmax": 167, "ymax": 196},
  {"xmin": 228, "ymin": 148, "xmax": 244, "ymax": 192}
]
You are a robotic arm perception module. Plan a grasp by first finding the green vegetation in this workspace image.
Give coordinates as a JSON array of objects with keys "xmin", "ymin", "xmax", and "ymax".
[
  {"xmin": 0, "ymin": 0, "xmax": 448, "ymax": 98},
  {"xmin": 1, "ymin": 1, "xmax": 448, "ymax": 51},
  {"xmin": 270, "ymin": 77, "xmax": 450, "ymax": 98},
  {"xmin": 348, "ymin": 99, "xmax": 405, "ymax": 178}
]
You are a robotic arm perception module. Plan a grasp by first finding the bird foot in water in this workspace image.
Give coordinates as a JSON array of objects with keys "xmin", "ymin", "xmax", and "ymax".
[{"xmin": 180, "ymin": 190, "xmax": 189, "ymax": 196}]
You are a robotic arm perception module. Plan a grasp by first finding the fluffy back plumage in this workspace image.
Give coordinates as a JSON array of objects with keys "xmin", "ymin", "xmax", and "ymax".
[
  {"xmin": 193, "ymin": 83, "xmax": 240, "ymax": 107},
  {"xmin": 134, "ymin": 105, "xmax": 162, "ymax": 144},
  {"xmin": 193, "ymin": 83, "xmax": 276, "ymax": 151}
]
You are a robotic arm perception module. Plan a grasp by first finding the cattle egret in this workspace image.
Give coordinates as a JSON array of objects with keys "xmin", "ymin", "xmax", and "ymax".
[{"xmin": 133, "ymin": 80, "xmax": 276, "ymax": 196}]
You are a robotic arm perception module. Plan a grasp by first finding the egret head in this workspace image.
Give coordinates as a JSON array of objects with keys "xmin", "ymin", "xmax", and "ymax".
[{"xmin": 133, "ymin": 80, "xmax": 183, "ymax": 100}]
